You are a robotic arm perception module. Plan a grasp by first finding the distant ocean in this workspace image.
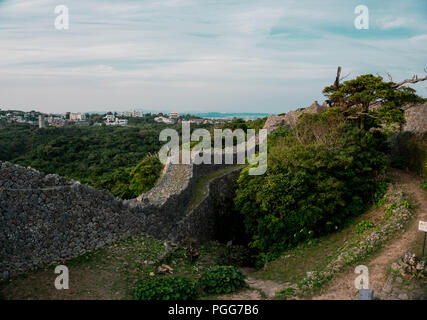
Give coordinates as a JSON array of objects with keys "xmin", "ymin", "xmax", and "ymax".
[
  {"xmin": 87, "ymin": 110, "xmax": 271, "ymax": 120},
  {"xmin": 188, "ymin": 112, "xmax": 270, "ymax": 120}
]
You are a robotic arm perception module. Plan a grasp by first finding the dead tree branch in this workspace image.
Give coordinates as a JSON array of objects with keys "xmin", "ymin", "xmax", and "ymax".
[
  {"xmin": 333, "ymin": 66, "xmax": 342, "ymax": 89},
  {"xmin": 392, "ymin": 69, "xmax": 427, "ymax": 88}
]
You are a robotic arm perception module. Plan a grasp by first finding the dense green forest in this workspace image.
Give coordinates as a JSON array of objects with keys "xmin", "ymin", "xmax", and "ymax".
[
  {"xmin": 0, "ymin": 115, "xmax": 264, "ymax": 199},
  {"xmin": 0, "ymin": 117, "xmax": 213, "ymax": 198},
  {"xmin": 0, "ymin": 123, "xmax": 168, "ymax": 196}
]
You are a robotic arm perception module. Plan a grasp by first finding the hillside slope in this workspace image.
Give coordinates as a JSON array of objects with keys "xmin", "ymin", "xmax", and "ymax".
[{"xmin": 312, "ymin": 170, "xmax": 427, "ymax": 300}]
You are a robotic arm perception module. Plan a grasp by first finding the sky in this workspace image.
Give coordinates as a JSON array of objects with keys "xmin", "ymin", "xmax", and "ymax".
[{"xmin": 0, "ymin": 0, "xmax": 426, "ymax": 114}]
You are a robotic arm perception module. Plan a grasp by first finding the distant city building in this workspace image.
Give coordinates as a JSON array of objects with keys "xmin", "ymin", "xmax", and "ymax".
[
  {"xmin": 38, "ymin": 115, "xmax": 45, "ymax": 128},
  {"xmin": 69, "ymin": 112, "xmax": 86, "ymax": 122},
  {"xmin": 105, "ymin": 114, "xmax": 116, "ymax": 123},
  {"xmin": 48, "ymin": 116, "xmax": 65, "ymax": 127},
  {"xmin": 170, "ymin": 112, "xmax": 179, "ymax": 119},
  {"xmin": 120, "ymin": 109, "xmax": 143, "ymax": 118},
  {"xmin": 104, "ymin": 114, "xmax": 128, "ymax": 126},
  {"xmin": 154, "ymin": 116, "xmax": 174, "ymax": 124},
  {"xmin": 120, "ymin": 111, "xmax": 132, "ymax": 117},
  {"xmin": 182, "ymin": 119, "xmax": 204, "ymax": 124},
  {"xmin": 133, "ymin": 110, "xmax": 143, "ymax": 117}
]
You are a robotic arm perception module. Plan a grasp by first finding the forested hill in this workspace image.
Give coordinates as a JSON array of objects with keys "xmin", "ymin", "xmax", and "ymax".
[{"xmin": 0, "ymin": 123, "xmax": 177, "ymax": 198}]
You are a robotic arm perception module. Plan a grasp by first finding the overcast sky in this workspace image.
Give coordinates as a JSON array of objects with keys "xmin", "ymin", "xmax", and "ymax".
[{"xmin": 0, "ymin": 0, "xmax": 426, "ymax": 114}]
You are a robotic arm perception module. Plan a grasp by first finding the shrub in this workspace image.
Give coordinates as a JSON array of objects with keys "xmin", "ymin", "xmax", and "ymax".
[
  {"xmin": 128, "ymin": 153, "xmax": 164, "ymax": 197},
  {"xmin": 373, "ymin": 181, "xmax": 388, "ymax": 207},
  {"xmin": 385, "ymin": 205, "xmax": 396, "ymax": 220},
  {"xmin": 389, "ymin": 132, "xmax": 426, "ymax": 176},
  {"xmin": 355, "ymin": 221, "xmax": 375, "ymax": 234},
  {"xmin": 198, "ymin": 266, "xmax": 246, "ymax": 294},
  {"xmin": 134, "ymin": 276, "xmax": 198, "ymax": 300},
  {"xmin": 422, "ymin": 180, "xmax": 427, "ymax": 191},
  {"xmin": 235, "ymin": 117, "xmax": 388, "ymax": 263},
  {"xmin": 390, "ymin": 156, "xmax": 406, "ymax": 169}
]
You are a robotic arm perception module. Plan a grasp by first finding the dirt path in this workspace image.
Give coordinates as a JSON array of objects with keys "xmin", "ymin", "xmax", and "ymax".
[
  {"xmin": 312, "ymin": 171, "xmax": 426, "ymax": 300},
  {"xmin": 218, "ymin": 268, "xmax": 288, "ymax": 300}
]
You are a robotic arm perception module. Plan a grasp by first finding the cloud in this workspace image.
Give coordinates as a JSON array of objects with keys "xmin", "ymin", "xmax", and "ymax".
[
  {"xmin": 378, "ymin": 17, "xmax": 413, "ymax": 30},
  {"xmin": 410, "ymin": 33, "xmax": 427, "ymax": 41},
  {"xmin": 0, "ymin": 0, "xmax": 426, "ymax": 114}
]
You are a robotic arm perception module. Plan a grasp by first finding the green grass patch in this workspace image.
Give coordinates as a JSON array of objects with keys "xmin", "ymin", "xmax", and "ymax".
[{"xmin": 185, "ymin": 165, "xmax": 244, "ymax": 214}]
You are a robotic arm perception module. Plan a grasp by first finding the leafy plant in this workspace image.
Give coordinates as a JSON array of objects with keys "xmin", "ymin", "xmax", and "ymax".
[
  {"xmin": 234, "ymin": 112, "xmax": 388, "ymax": 264},
  {"xmin": 355, "ymin": 221, "xmax": 375, "ymax": 234},
  {"xmin": 322, "ymin": 73, "xmax": 423, "ymax": 129},
  {"xmin": 373, "ymin": 181, "xmax": 388, "ymax": 207},
  {"xmin": 398, "ymin": 200, "xmax": 412, "ymax": 209},
  {"xmin": 198, "ymin": 266, "xmax": 246, "ymax": 294},
  {"xmin": 422, "ymin": 180, "xmax": 427, "ymax": 191},
  {"xmin": 134, "ymin": 276, "xmax": 198, "ymax": 300},
  {"xmin": 385, "ymin": 205, "xmax": 396, "ymax": 220},
  {"xmin": 391, "ymin": 156, "xmax": 406, "ymax": 169},
  {"xmin": 128, "ymin": 153, "xmax": 164, "ymax": 197}
]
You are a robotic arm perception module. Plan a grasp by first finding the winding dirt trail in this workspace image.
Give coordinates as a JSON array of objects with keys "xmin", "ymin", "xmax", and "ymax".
[
  {"xmin": 216, "ymin": 170, "xmax": 426, "ymax": 300},
  {"xmin": 312, "ymin": 171, "xmax": 427, "ymax": 300}
]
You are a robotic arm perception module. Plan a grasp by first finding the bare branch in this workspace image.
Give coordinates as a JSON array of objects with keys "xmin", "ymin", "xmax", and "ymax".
[
  {"xmin": 392, "ymin": 73, "xmax": 427, "ymax": 88},
  {"xmin": 340, "ymin": 72, "xmax": 351, "ymax": 82},
  {"xmin": 386, "ymin": 72, "xmax": 393, "ymax": 82}
]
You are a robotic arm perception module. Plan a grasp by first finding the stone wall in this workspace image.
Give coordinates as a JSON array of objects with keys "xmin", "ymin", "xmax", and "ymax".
[
  {"xmin": 171, "ymin": 167, "xmax": 243, "ymax": 242},
  {"xmin": 265, "ymin": 101, "xmax": 426, "ymax": 135},
  {"xmin": 0, "ymin": 154, "xmax": 243, "ymax": 281},
  {"xmin": 403, "ymin": 103, "xmax": 427, "ymax": 133}
]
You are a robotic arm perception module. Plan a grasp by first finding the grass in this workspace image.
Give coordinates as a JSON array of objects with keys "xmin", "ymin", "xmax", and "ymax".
[
  {"xmin": 0, "ymin": 235, "xmax": 243, "ymax": 300},
  {"xmin": 250, "ymin": 200, "xmax": 401, "ymax": 299},
  {"xmin": 185, "ymin": 165, "xmax": 244, "ymax": 214}
]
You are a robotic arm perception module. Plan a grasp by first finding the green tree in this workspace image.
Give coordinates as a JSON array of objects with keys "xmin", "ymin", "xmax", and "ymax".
[
  {"xmin": 323, "ymin": 74, "xmax": 424, "ymax": 129},
  {"xmin": 128, "ymin": 154, "xmax": 164, "ymax": 197},
  {"xmin": 234, "ymin": 112, "xmax": 388, "ymax": 265}
]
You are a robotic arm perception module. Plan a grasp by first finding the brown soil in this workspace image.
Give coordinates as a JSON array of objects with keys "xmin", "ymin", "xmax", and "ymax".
[{"xmin": 312, "ymin": 170, "xmax": 426, "ymax": 300}]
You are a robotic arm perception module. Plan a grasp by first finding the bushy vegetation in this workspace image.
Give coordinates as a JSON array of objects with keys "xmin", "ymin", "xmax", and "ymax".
[
  {"xmin": 92, "ymin": 153, "xmax": 164, "ymax": 199},
  {"xmin": 355, "ymin": 221, "xmax": 375, "ymax": 234},
  {"xmin": 323, "ymin": 74, "xmax": 423, "ymax": 129},
  {"xmin": 390, "ymin": 132, "xmax": 427, "ymax": 176},
  {"xmin": 373, "ymin": 181, "xmax": 389, "ymax": 207},
  {"xmin": 234, "ymin": 73, "xmax": 425, "ymax": 266},
  {"xmin": 134, "ymin": 276, "xmax": 198, "ymax": 300},
  {"xmin": 198, "ymin": 266, "xmax": 246, "ymax": 294},
  {"xmin": 235, "ymin": 111, "xmax": 389, "ymax": 265}
]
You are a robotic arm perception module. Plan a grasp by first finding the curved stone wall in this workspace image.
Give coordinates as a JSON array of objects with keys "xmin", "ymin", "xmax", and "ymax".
[{"xmin": 0, "ymin": 151, "xmax": 244, "ymax": 280}]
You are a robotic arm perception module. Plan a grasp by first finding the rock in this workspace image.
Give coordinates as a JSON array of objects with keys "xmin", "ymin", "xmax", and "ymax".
[
  {"xmin": 391, "ymin": 263, "xmax": 400, "ymax": 272},
  {"xmin": 398, "ymin": 293, "xmax": 408, "ymax": 300},
  {"xmin": 382, "ymin": 276, "xmax": 393, "ymax": 293},
  {"xmin": 157, "ymin": 264, "xmax": 173, "ymax": 274},
  {"xmin": 395, "ymin": 277, "xmax": 403, "ymax": 284},
  {"xmin": 415, "ymin": 261, "xmax": 424, "ymax": 271}
]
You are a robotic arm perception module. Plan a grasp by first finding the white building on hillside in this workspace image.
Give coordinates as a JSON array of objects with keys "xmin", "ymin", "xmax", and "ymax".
[
  {"xmin": 170, "ymin": 112, "xmax": 179, "ymax": 119},
  {"xmin": 154, "ymin": 116, "xmax": 174, "ymax": 124},
  {"xmin": 69, "ymin": 112, "xmax": 86, "ymax": 121},
  {"xmin": 104, "ymin": 114, "xmax": 128, "ymax": 126}
]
